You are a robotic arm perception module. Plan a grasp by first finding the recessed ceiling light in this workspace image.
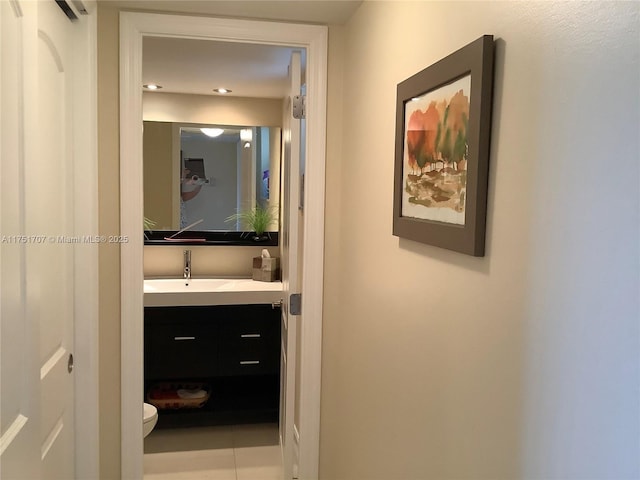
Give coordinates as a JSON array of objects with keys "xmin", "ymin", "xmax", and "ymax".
[
  {"xmin": 143, "ymin": 84, "xmax": 162, "ymax": 90},
  {"xmin": 213, "ymin": 88, "xmax": 232, "ymax": 94}
]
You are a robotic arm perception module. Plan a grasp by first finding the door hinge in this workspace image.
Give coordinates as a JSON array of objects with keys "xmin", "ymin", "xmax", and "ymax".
[
  {"xmin": 292, "ymin": 95, "xmax": 305, "ymax": 119},
  {"xmin": 55, "ymin": 0, "xmax": 89, "ymax": 20},
  {"xmin": 290, "ymin": 293, "xmax": 302, "ymax": 315}
]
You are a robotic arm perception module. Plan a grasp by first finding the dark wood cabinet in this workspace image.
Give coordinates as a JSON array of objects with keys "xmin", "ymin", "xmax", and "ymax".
[
  {"xmin": 218, "ymin": 310, "xmax": 281, "ymax": 376},
  {"xmin": 144, "ymin": 304, "xmax": 280, "ymax": 428}
]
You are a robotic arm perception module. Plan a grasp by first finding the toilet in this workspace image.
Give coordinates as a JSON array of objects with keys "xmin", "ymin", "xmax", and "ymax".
[{"xmin": 143, "ymin": 403, "xmax": 158, "ymax": 438}]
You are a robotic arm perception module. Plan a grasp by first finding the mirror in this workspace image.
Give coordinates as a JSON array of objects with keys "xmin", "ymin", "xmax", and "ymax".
[
  {"xmin": 140, "ymin": 35, "xmax": 296, "ymax": 245},
  {"xmin": 143, "ymin": 121, "xmax": 281, "ymax": 243}
]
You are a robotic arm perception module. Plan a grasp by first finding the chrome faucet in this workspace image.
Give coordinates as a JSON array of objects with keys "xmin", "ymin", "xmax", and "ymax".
[{"xmin": 183, "ymin": 249, "xmax": 191, "ymax": 283}]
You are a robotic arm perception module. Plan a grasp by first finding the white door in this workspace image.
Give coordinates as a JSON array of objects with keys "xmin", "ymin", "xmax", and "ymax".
[
  {"xmin": 1, "ymin": 1, "xmax": 86, "ymax": 477},
  {"xmin": 280, "ymin": 50, "xmax": 303, "ymax": 480},
  {"xmin": 0, "ymin": 1, "xmax": 41, "ymax": 475}
]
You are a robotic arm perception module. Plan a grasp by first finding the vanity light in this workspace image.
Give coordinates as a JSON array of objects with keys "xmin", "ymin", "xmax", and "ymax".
[
  {"xmin": 143, "ymin": 83, "xmax": 162, "ymax": 90},
  {"xmin": 200, "ymin": 128, "xmax": 224, "ymax": 138},
  {"xmin": 213, "ymin": 88, "xmax": 232, "ymax": 94}
]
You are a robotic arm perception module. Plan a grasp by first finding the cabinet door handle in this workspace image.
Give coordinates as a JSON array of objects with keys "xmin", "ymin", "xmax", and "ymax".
[
  {"xmin": 240, "ymin": 334, "xmax": 261, "ymax": 338},
  {"xmin": 240, "ymin": 360, "xmax": 260, "ymax": 365},
  {"xmin": 174, "ymin": 336, "xmax": 196, "ymax": 341}
]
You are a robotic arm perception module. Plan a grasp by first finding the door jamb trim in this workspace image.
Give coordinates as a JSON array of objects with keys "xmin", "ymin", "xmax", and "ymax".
[{"xmin": 119, "ymin": 12, "xmax": 327, "ymax": 479}]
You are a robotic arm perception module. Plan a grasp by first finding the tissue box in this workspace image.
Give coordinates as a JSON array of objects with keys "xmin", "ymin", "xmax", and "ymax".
[{"xmin": 252, "ymin": 256, "xmax": 280, "ymax": 282}]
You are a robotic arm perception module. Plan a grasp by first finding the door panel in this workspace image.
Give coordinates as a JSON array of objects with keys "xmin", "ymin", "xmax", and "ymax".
[
  {"xmin": 32, "ymin": 3, "xmax": 75, "ymax": 478},
  {"xmin": 280, "ymin": 50, "xmax": 302, "ymax": 480},
  {"xmin": 0, "ymin": 2, "xmax": 40, "ymax": 478},
  {"xmin": 1, "ymin": 1, "xmax": 79, "ymax": 477}
]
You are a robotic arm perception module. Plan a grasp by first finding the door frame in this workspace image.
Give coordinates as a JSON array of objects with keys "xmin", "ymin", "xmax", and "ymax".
[
  {"xmin": 119, "ymin": 12, "xmax": 327, "ymax": 479},
  {"xmin": 69, "ymin": 5, "xmax": 100, "ymax": 478}
]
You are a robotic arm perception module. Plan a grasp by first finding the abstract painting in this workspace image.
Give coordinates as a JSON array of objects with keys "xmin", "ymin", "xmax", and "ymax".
[
  {"xmin": 393, "ymin": 35, "xmax": 495, "ymax": 256},
  {"xmin": 403, "ymin": 75, "xmax": 471, "ymax": 225}
]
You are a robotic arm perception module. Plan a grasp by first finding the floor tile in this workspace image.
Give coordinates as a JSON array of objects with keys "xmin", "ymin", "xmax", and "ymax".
[
  {"xmin": 235, "ymin": 464, "xmax": 282, "ymax": 480},
  {"xmin": 144, "ymin": 448, "xmax": 235, "ymax": 478},
  {"xmin": 143, "ymin": 423, "xmax": 282, "ymax": 479},
  {"xmin": 232, "ymin": 422, "xmax": 279, "ymax": 448},
  {"xmin": 144, "ymin": 470, "xmax": 236, "ymax": 480},
  {"xmin": 235, "ymin": 445, "xmax": 282, "ymax": 480},
  {"xmin": 145, "ymin": 426, "xmax": 235, "ymax": 454}
]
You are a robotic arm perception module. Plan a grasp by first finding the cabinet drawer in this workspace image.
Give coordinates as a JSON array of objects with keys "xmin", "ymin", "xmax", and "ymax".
[
  {"xmin": 220, "ymin": 315, "xmax": 278, "ymax": 339},
  {"xmin": 219, "ymin": 340, "xmax": 278, "ymax": 376},
  {"xmin": 218, "ymin": 308, "xmax": 280, "ymax": 375},
  {"xmin": 145, "ymin": 321, "xmax": 218, "ymax": 379},
  {"xmin": 218, "ymin": 352, "xmax": 278, "ymax": 376}
]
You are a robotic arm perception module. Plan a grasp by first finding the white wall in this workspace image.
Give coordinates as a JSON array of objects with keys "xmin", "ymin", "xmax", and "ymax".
[{"xmin": 321, "ymin": 2, "xmax": 639, "ymax": 479}]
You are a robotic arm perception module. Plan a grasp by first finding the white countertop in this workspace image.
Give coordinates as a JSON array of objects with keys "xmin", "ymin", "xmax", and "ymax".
[{"xmin": 144, "ymin": 278, "xmax": 283, "ymax": 307}]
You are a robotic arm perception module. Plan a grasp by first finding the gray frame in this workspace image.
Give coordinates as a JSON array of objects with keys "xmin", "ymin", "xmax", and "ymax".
[{"xmin": 393, "ymin": 35, "xmax": 495, "ymax": 256}]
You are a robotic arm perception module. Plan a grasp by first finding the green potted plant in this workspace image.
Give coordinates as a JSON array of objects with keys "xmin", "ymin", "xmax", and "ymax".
[
  {"xmin": 225, "ymin": 203, "xmax": 278, "ymax": 241},
  {"xmin": 144, "ymin": 216, "xmax": 156, "ymax": 231},
  {"xmin": 144, "ymin": 216, "xmax": 156, "ymax": 240}
]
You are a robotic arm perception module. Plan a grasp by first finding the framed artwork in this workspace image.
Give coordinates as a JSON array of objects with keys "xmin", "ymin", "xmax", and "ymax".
[{"xmin": 393, "ymin": 35, "xmax": 495, "ymax": 256}]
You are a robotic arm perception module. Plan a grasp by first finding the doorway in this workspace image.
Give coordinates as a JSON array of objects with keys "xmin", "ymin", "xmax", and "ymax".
[{"xmin": 119, "ymin": 12, "xmax": 327, "ymax": 479}]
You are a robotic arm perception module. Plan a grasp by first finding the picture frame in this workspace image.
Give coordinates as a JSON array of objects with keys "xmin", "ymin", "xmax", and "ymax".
[{"xmin": 393, "ymin": 35, "xmax": 495, "ymax": 256}]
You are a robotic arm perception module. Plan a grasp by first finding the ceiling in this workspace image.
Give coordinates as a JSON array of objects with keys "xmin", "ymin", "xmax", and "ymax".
[
  {"xmin": 110, "ymin": 0, "xmax": 362, "ymax": 99},
  {"xmin": 106, "ymin": 0, "xmax": 362, "ymax": 25},
  {"xmin": 143, "ymin": 37, "xmax": 300, "ymax": 98}
]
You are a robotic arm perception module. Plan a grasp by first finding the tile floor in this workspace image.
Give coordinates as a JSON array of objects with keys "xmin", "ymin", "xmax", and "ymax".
[{"xmin": 143, "ymin": 423, "xmax": 282, "ymax": 480}]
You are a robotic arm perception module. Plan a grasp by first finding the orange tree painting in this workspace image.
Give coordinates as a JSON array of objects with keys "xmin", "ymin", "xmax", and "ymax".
[
  {"xmin": 393, "ymin": 35, "xmax": 494, "ymax": 256},
  {"xmin": 403, "ymin": 75, "xmax": 470, "ymax": 225}
]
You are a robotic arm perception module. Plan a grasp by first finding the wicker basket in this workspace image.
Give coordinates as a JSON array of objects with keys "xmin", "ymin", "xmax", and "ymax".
[{"xmin": 146, "ymin": 382, "xmax": 211, "ymax": 410}]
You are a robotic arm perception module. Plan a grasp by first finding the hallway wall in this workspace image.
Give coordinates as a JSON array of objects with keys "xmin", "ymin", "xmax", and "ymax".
[
  {"xmin": 97, "ymin": 2, "xmax": 639, "ymax": 478},
  {"xmin": 320, "ymin": 1, "xmax": 639, "ymax": 478},
  {"xmin": 97, "ymin": 6, "xmax": 122, "ymax": 479}
]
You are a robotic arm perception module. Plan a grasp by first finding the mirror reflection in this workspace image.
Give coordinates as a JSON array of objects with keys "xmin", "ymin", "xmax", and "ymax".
[{"xmin": 143, "ymin": 121, "xmax": 281, "ymax": 232}]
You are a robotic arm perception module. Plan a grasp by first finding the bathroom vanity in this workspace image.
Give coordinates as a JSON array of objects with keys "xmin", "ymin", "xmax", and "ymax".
[{"xmin": 143, "ymin": 278, "xmax": 283, "ymax": 428}]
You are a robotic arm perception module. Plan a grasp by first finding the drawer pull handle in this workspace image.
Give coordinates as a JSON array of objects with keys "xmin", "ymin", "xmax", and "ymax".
[
  {"xmin": 241, "ymin": 334, "xmax": 261, "ymax": 338},
  {"xmin": 174, "ymin": 336, "xmax": 196, "ymax": 341},
  {"xmin": 240, "ymin": 360, "xmax": 260, "ymax": 365}
]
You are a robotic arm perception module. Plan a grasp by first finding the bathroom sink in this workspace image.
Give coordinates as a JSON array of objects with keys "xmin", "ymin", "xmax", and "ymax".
[
  {"xmin": 144, "ymin": 278, "xmax": 231, "ymax": 293},
  {"xmin": 144, "ymin": 277, "xmax": 283, "ymax": 307}
]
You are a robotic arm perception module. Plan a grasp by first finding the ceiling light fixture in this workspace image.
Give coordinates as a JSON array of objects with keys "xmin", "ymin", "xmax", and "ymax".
[
  {"xmin": 143, "ymin": 84, "xmax": 162, "ymax": 90},
  {"xmin": 213, "ymin": 88, "xmax": 232, "ymax": 94},
  {"xmin": 200, "ymin": 128, "xmax": 224, "ymax": 138}
]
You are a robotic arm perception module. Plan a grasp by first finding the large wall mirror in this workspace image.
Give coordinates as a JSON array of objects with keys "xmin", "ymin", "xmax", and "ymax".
[
  {"xmin": 140, "ymin": 35, "xmax": 296, "ymax": 245},
  {"xmin": 143, "ymin": 120, "xmax": 281, "ymax": 243}
]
